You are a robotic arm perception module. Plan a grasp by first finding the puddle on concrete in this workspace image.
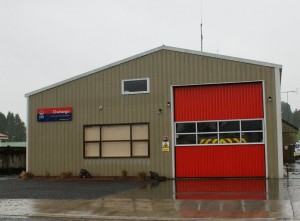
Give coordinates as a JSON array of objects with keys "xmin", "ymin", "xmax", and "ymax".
[
  {"xmin": 0, "ymin": 199, "xmax": 37, "ymax": 216},
  {"xmin": 0, "ymin": 177, "xmax": 299, "ymax": 220},
  {"xmin": 1, "ymin": 161, "xmax": 300, "ymax": 219}
]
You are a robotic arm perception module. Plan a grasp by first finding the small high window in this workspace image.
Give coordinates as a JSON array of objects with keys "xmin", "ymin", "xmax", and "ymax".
[{"xmin": 122, "ymin": 78, "xmax": 150, "ymax": 95}]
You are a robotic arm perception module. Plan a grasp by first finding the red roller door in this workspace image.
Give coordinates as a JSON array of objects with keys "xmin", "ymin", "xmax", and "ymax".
[{"xmin": 174, "ymin": 82, "xmax": 265, "ymax": 178}]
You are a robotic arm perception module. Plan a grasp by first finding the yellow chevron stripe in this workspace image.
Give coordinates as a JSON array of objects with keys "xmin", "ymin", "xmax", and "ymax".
[
  {"xmin": 205, "ymin": 139, "xmax": 212, "ymax": 144},
  {"xmin": 200, "ymin": 138, "xmax": 246, "ymax": 144},
  {"xmin": 242, "ymin": 138, "xmax": 247, "ymax": 143},
  {"xmin": 220, "ymin": 139, "xmax": 226, "ymax": 144},
  {"xmin": 233, "ymin": 138, "xmax": 240, "ymax": 143},
  {"xmin": 226, "ymin": 138, "xmax": 233, "ymax": 143}
]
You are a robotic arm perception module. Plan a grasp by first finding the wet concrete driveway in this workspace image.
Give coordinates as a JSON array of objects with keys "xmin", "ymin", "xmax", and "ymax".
[{"xmin": 0, "ymin": 161, "xmax": 300, "ymax": 220}]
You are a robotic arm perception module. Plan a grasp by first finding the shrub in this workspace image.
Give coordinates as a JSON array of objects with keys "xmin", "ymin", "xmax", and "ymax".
[
  {"xmin": 138, "ymin": 171, "xmax": 147, "ymax": 180},
  {"xmin": 44, "ymin": 171, "xmax": 51, "ymax": 178},
  {"xmin": 60, "ymin": 171, "xmax": 73, "ymax": 179},
  {"xmin": 121, "ymin": 169, "xmax": 128, "ymax": 178},
  {"xmin": 19, "ymin": 171, "xmax": 34, "ymax": 180}
]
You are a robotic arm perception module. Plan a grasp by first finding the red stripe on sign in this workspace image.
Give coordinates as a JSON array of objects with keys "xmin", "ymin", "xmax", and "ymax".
[{"xmin": 37, "ymin": 107, "xmax": 72, "ymax": 115}]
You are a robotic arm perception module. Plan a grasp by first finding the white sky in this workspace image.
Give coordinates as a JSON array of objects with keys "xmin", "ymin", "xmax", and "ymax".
[{"xmin": 1, "ymin": 0, "xmax": 300, "ymax": 122}]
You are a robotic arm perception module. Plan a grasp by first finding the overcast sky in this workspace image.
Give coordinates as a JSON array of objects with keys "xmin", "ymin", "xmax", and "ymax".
[{"xmin": 1, "ymin": 0, "xmax": 300, "ymax": 122}]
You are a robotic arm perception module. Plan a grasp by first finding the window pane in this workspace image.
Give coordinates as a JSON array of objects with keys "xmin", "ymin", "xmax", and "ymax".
[
  {"xmin": 101, "ymin": 141, "xmax": 130, "ymax": 157},
  {"xmin": 85, "ymin": 126, "xmax": 100, "ymax": 141},
  {"xmin": 85, "ymin": 143, "xmax": 100, "ymax": 157},
  {"xmin": 198, "ymin": 133, "xmax": 218, "ymax": 144},
  {"xmin": 242, "ymin": 132, "xmax": 263, "ymax": 143},
  {"xmin": 123, "ymin": 79, "xmax": 148, "ymax": 93},
  {"xmin": 176, "ymin": 134, "xmax": 196, "ymax": 144},
  {"xmin": 197, "ymin": 122, "xmax": 217, "ymax": 132},
  {"xmin": 102, "ymin": 125, "xmax": 130, "ymax": 141},
  {"xmin": 241, "ymin": 120, "xmax": 262, "ymax": 131},
  {"xmin": 176, "ymin": 123, "xmax": 196, "ymax": 133},
  {"xmin": 132, "ymin": 141, "xmax": 148, "ymax": 156},
  {"xmin": 219, "ymin": 133, "xmax": 241, "ymax": 143},
  {"xmin": 132, "ymin": 124, "xmax": 148, "ymax": 140},
  {"xmin": 219, "ymin": 121, "xmax": 240, "ymax": 132}
]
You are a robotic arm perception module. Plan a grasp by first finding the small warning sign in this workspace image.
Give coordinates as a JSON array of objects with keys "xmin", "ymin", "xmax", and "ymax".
[{"xmin": 162, "ymin": 141, "xmax": 169, "ymax": 152}]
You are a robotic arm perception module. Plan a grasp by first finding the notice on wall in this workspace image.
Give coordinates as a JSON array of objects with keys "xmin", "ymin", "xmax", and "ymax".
[
  {"xmin": 162, "ymin": 141, "xmax": 170, "ymax": 152},
  {"xmin": 37, "ymin": 107, "xmax": 72, "ymax": 122}
]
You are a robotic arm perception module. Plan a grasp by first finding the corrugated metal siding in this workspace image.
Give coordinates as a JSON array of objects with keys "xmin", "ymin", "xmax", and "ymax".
[{"xmin": 28, "ymin": 49, "xmax": 279, "ymax": 178}]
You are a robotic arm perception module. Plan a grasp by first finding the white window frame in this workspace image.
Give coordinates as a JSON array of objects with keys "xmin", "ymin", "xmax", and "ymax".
[
  {"xmin": 122, "ymin": 78, "xmax": 150, "ymax": 95},
  {"xmin": 175, "ymin": 119, "xmax": 264, "ymax": 146}
]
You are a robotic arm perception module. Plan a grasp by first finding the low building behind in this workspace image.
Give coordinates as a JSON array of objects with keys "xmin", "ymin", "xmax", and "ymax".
[{"xmin": 0, "ymin": 142, "xmax": 26, "ymax": 174}]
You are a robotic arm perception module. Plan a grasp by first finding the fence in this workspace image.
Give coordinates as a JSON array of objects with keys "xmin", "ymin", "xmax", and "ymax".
[{"xmin": 0, "ymin": 146, "xmax": 26, "ymax": 175}]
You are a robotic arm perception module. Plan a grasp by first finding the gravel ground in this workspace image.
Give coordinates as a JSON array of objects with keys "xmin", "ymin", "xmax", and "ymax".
[{"xmin": 0, "ymin": 176, "xmax": 149, "ymax": 200}]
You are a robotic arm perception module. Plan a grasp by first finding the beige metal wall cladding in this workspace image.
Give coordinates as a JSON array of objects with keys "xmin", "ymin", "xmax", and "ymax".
[{"xmin": 27, "ymin": 49, "xmax": 281, "ymax": 178}]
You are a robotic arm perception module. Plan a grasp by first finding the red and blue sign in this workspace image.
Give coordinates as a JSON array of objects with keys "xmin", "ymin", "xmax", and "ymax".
[{"xmin": 37, "ymin": 107, "xmax": 72, "ymax": 122}]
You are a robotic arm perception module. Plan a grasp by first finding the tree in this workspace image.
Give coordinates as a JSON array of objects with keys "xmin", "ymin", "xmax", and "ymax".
[
  {"xmin": 0, "ymin": 112, "xmax": 6, "ymax": 134},
  {"xmin": 291, "ymin": 109, "xmax": 300, "ymax": 128},
  {"xmin": 281, "ymin": 103, "xmax": 300, "ymax": 144},
  {"xmin": 0, "ymin": 111, "xmax": 26, "ymax": 141},
  {"xmin": 297, "ymin": 130, "xmax": 300, "ymax": 142},
  {"xmin": 6, "ymin": 112, "xmax": 16, "ymax": 141},
  {"xmin": 15, "ymin": 114, "xmax": 26, "ymax": 141},
  {"xmin": 281, "ymin": 102, "xmax": 292, "ymax": 122}
]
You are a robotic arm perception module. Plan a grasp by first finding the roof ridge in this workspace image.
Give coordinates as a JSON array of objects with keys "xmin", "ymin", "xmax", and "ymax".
[{"xmin": 25, "ymin": 45, "xmax": 282, "ymax": 97}]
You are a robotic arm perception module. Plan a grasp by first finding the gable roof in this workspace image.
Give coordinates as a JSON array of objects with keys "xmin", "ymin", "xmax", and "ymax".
[
  {"xmin": 25, "ymin": 45, "xmax": 282, "ymax": 97},
  {"xmin": 282, "ymin": 119, "xmax": 299, "ymax": 131}
]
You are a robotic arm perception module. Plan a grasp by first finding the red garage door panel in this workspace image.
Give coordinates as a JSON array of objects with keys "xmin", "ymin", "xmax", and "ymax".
[
  {"xmin": 174, "ymin": 82, "xmax": 263, "ymax": 121},
  {"xmin": 175, "ymin": 145, "xmax": 265, "ymax": 177}
]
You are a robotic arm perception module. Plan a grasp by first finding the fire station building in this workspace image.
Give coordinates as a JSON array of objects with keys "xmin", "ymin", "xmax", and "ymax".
[{"xmin": 25, "ymin": 46, "xmax": 283, "ymax": 178}]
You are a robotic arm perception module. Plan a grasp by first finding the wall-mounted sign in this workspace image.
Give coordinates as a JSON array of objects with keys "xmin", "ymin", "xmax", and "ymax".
[
  {"xmin": 162, "ymin": 141, "xmax": 170, "ymax": 152},
  {"xmin": 37, "ymin": 107, "xmax": 72, "ymax": 122}
]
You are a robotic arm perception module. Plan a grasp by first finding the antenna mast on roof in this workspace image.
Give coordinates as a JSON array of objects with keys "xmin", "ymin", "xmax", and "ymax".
[{"xmin": 201, "ymin": 0, "xmax": 203, "ymax": 52}]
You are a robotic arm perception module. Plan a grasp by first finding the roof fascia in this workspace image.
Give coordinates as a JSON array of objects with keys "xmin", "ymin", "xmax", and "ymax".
[
  {"xmin": 25, "ymin": 46, "xmax": 165, "ymax": 97},
  {"xmin": 163, "ymin": 45, "xmax": 282, "ymax": 69},
  {"xmin": 25, "ymin": 45, "xmax": 282, "ymax": 97},
  {"xmin": 282, "ymin": 119, "xmax": 299, "ymax": 131}
]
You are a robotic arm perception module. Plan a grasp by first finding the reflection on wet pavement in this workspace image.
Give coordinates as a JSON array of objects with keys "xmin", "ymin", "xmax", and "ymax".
[
  {"xmin": 0, "ymin": 178, "xmax": 298, "ymax": 220},
  {"xmin": 0, "ymin": 197, "xmax": 295, "ymax": 220},
  {"xmin": 175, "ymin": 179, "xmax": 266, "ymax": 200},
  {"xmin": 0, "ymin": 161, "xmax": 300, "ymax": 220}
]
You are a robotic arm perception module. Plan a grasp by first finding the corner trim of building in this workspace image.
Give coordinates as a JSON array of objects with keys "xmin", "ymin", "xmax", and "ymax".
[
  {"xmin": 275, "ymin": 68, "xmax": 284, "ymax": 178},
  {"xmin": 262, "ymin": 81, "xmax": 268, "ymax": 178},
  {"xmin": 171, "ymin": 85, "xmax": 175, "ymax": 179},
  {"xmin": 26, "ymin": 97, "xmax": 29, "ymax": 172}
]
